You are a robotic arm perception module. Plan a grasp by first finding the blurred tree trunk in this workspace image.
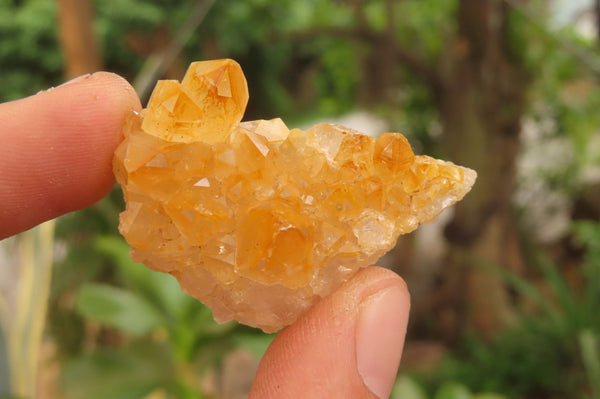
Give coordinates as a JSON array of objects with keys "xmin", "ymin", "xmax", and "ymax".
[
  {"xmin": 56, "ymin": 0, "xmax": 102, "ymax": 78},
  {"xmin": 431, "ymin": 0, "xmax": 529, "ymax": 338},
  {"xmin": 596, "ymin": 0, "xmax": 600, "ymax": 44}
]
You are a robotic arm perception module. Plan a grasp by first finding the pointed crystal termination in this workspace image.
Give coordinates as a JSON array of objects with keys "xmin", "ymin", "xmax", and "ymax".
[{"xmin": 114, "ymin": 59, "xmax": 477, "ymax": 333}]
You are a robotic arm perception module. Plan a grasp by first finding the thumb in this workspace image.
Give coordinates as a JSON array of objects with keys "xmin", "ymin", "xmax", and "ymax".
[{"xmin": 249, "ymin": 267, "xmax": 410, "ymax": 399}]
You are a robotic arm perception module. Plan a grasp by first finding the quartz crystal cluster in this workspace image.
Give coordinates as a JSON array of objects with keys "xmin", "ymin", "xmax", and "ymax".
[{"xmin": 114, "ymin": 59, "xmax": 476, "ymax": 332}]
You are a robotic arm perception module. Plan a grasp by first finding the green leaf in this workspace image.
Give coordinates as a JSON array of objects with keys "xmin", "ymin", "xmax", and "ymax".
[
  {"xmin": 390, "ymin": 376, "xmax": 428, "ymax": 399},
  {"xmin": 93, "ymin": 235, "xmax": 192, "ymax": 322},
  {"xmin": 494, "ymin": 263, "xmax": 562, "ymax": 328},
  {"xmin": 76, "ymin": 283, "xmax": 164, "ymax": 335},
  {"xmin": 233, "ymin": 333, "xmax": 275, "ymax": 358},
  {"xmin": 435, "ymin": 382, "xmax": 472, "ymax": 399},
  {"xmin": 537, "ymin": 256, "xmax": 579, "ymax": 327},
  {"xmin": 473, "ymin": 394, "xmax": 508, "ymax": 399},
  {"xmin": 61, "ymin": 342, "xmax": 175, "ymax": 399}
]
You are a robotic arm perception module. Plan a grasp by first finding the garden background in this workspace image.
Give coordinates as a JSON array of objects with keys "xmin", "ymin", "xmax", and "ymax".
[{"xmin": 1, "ymin": 0, "xmax": 600, "ymax": 398}]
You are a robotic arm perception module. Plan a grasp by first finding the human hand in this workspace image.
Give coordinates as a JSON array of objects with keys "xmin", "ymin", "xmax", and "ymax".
[
  {"xmin": 0, "ymin": 73, "xmax": 410, "ymax": 399},
  {"xmin": 249, "ymin": 266, "xmax": 409, "ymax": 399},
  {"xmin": 0, "ymin": 73, "xmax": 141, "ymax": 239}
]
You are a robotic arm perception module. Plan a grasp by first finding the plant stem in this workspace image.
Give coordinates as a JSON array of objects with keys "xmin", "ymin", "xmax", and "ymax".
[{"xmin": 7, "ymin": 220, "xmax": 55, "ymax": 398}]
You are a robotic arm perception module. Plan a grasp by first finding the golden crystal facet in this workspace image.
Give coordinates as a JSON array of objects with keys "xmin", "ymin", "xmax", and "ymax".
[{"xmin": 114, "ymin": 59, "xmax": 477, "ymax": 332}]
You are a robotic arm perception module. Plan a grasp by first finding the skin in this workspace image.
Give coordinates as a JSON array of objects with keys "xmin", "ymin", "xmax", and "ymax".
[{"xmin": 0, "ymin": 73, "xmax": 410, "ymax": 399}]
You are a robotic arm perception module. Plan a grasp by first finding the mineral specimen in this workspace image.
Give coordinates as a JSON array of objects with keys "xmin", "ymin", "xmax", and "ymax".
[{"xmin": 114, "ymin": 59, "xmax": 476, "ymax": 332}]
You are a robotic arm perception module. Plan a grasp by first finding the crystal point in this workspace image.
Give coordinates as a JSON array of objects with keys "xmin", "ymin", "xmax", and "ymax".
[{"xmin": 114, "ymin": 59, "xmax": 477, "ymax": 332}]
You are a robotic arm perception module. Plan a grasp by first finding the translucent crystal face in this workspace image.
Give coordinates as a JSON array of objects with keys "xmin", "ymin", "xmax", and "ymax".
[{"xmin": 114, "ymin": 59, "xmax": 477, "ymax": 332}]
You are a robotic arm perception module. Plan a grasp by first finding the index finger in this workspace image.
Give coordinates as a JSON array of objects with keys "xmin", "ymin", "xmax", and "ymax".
[{"xmin": 0, "ymin": 72, "xmax": 141, "ymax": 239}]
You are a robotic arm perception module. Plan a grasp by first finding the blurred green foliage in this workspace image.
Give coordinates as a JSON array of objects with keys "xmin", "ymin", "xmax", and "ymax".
[
  {"xmin": 59, "ymin": 235, "xmax": 273, "ymax": 398},
  {"xmin": 1, "ymin": 0, "xmax": 600, "ymax": 398},
  {"xmin": 391, "ymin": 376, "xmax": 508, "ymax": 399},
  {"xmin": 0, "ymin": 327, "xmax": 8, "ymax": 395},
  {"xmin": 431, "ymin": 221, "xmax": 600, "ymax": 398},
  {"xmin": 0, "ymin": 0, "xmax": 62, "ymax": 100}
]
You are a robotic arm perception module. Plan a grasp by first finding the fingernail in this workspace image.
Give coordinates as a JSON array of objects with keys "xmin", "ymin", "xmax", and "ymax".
[
  {"xmin": 356, "ymin": 286, "xmax": 408, "ymax": 399},
  {"xmin": 57, "ymin": 73, "xmax": 92, "ymax": 88}
]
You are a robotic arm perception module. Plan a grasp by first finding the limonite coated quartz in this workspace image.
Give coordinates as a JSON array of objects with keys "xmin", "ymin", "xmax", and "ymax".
[{"xmin": 113, "ymin": 59, "xmax": 476, "ymax": 332}]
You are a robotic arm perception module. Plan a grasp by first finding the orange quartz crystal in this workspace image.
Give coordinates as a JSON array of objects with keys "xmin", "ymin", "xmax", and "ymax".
[{"xmin": 114, "ymin": 59, "xmax": 476, "ymax": 332}]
